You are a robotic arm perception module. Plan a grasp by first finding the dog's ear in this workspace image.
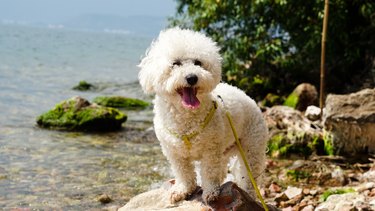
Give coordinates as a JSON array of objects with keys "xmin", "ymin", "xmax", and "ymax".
[
  {"xmin": 138, "ymin": 55, "xmax": 156, "ymax": 94},
  {"xmin": 138, "ymin": 33, "xmax": 171, "ymax": 94}
]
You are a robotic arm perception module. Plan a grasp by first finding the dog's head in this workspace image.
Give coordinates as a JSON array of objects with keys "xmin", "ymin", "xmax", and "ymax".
[{"xmin": 138, "ymin": 28, "xmax": 222, "ymax": 109}]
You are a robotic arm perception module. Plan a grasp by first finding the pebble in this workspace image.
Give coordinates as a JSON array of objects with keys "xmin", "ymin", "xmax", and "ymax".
[
  {"xmin": 275, "ymin": 192, "xmax": 289, "ymax": 203},
  {"xmin": 310, "ymin": 188, "xmax": 319, "ymax": 196},
  {"xmin": 104, "ymin": 205, "xmax": 120, "ymax": 211},
  {"xmin": 361, "ymin": 170, "xmax": 375, "ymax": 181},
  {"xmin": 269, "ymin": 183, "xmax": 282, "ymax": 193},
  {"xmin": 369, "ymin": 188, "xmax": 375, "ymax": 197},
  {"xmin": 305, "ymin": 105, "xmax": 321, "ymax": 121},
  {"xmin": 97, "ymin": 194, "xmax": 112, "ymax": 204},
  {"xmin": 281, "ymin": 207, "xmax": 293, "ymax": 211},
  {"xmin": 369, "ymin": 199, "xmax": 375, "ymax": 208},
  {"xmin": 302, "ymin": 188, "xmax": 310, "ymax": 195},
  {"xmin": 355, "ymin": 182, "xmax": 375, "ymax": 192},
  {"xmin": 284, "ymin": 186, "xmax": 303, "ymax": 200},
  {"xmin": 331, "ymin": 167, "xmax": 346, "ymax": 185},
  {"xmin": 301, "ymin": 204, "xmax": 314, "ymax": 211}
]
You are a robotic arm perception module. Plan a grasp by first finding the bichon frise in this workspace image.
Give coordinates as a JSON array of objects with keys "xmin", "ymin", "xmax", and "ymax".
[{"xmin": 138, "ymin": 28, "xmax": 268, "ymax": 204}]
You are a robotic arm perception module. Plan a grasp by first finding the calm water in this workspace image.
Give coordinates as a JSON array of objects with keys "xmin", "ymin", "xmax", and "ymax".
[{"xmin": 0, "ymin": 23, "xmax": 170, "ymax": 210}]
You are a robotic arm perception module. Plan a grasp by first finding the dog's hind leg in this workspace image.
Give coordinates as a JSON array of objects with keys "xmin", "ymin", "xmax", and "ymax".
[
  {"xmin": 200, "ymin": 151, "xmax": 228, "ymax": 203},
  {"xmin": 232, "ymin": 135, "xmax": 267, "ymax": 199}
]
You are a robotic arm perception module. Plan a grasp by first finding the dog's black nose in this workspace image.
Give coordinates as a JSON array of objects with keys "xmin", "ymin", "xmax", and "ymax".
[{"xmin": 186, "ymin": 74, "xmax": 198, "ymax": 86}]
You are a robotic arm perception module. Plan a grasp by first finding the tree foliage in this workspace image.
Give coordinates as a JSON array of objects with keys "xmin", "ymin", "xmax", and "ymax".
[{"xmin": 169, "ymin": 0, "xmax": 375, "ymax": 100}]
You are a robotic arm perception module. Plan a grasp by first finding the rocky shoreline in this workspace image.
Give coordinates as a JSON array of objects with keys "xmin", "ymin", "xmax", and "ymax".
[
  {"xmin": 115, "ymin": 141, "xmax": 375, "ymax": 211},
  {"xmin": 117, "ymin": 86, "xmax": 375, "ymax": 210},
  {"xmin": 262, "ymin": 156, "xmax": 375, "ymax": 210},
  {"xmin": 35, "ymin": 82, "xmax": 375, "ymax": 210}
]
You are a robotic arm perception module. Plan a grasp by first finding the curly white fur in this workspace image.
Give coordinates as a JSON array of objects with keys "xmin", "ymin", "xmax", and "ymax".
[{"xmin": 138, "ymin": 28, "xmax": 268, "ymax": 204}]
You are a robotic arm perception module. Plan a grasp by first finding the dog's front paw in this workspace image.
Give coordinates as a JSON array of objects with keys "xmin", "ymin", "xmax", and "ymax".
[
  {"xmin": 202, "ymin": 186, "xmax": 220, "ymax": 204},
  {"xmin": 169, "ymin": 183, "xmax": 194, "ymax": 204}
]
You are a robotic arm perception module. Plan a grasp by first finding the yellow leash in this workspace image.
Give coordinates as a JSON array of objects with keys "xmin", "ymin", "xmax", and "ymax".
[
  {"xmin": 166, "ymin": 101, "xmax": 218, "ymax": 150},
  {"xmin": 225, "ymin": 111, "xmax": 269, "ymax": 211}
]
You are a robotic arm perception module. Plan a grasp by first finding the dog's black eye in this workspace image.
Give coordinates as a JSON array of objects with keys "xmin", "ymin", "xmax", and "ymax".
[
  {"xmin": 194, "ymin": 60, "xmax": 202, "ymax": 67},
  {"xmin": 172, "ymin": 60, "xmax": 182, "ymax": 66}
]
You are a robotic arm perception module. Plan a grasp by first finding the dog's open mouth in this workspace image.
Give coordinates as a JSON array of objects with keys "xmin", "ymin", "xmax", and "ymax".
[{"xmin": 177, "ymin": 87, "xmax": 200, "ymax": 109}]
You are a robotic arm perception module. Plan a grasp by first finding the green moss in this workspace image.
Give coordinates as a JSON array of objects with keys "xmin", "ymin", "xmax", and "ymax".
[
  {"xmin": 321, "ymin": 188, "xmax": 355, "ymax": 201},
  {"xmin": 72, "ymin": 80, "xmax": 95, "ymax": 91},
  {"xmin": 37, "ymin": 97, "xmax": 127, "ymax": 131},
  {"xmin": 267, "ymin": 134, "xmax": 284, "ymax": 157},
  {"xmin": 267, "ymin": 133, "xmax": 313, "ymax": 158},
  {"xmin": 261, "ymin": 93, "xmax": 284, "ymax": 107},
  {"xmin": 283, "ymin": 92, "xmax": 299, "ymax": 108},
  {"xmin": 286, "ymin": 170, "xmax": 311, "ymax": 181},
  {"xmin": 267, "ymin": 131, "xmax": 337, "ymax": 158},
  {"xmin": 279, "ymin": 144, "xmax": 293, "ymax": 156},
  {"xmin": 323, "ymin": 132, "xmax": 335, "ymax": 155},
  {"xmin": 308, "ymin": 135, "xmax": 326, "ymax": 155},
  {"xmin": 93, "ymin": 96, "xmax": 150, "ymax": 109}
]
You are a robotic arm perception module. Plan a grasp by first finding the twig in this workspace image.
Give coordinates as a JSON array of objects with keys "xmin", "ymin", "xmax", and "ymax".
[{"xmin": 320, "ymin": 0, "xmax": 329, "ymax": 118}]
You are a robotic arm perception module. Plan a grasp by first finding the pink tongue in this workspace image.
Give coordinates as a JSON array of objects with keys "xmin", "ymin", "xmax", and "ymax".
[{"xmin": 181, "ymin": 87, "xmax": 200, "ymax": 109}]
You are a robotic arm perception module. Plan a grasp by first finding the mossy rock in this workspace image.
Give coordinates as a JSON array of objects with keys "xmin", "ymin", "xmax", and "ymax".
[
  {"xmin": 72, "ymin": 80, "xmax": 95, "ymax": 91},
  {"xmin": 93, "ymin": 96, "xmax": 150, "ymax": 109},
  {"xmin": 283, "ymin": 83, "xmax": 318, "ymax": 111},
  {"xmin": 267, "ymin": 132, "xmax": 334, "ymax": 158},
  {"xmin": 37, "ymin": 96, "xmax": 127, "ymax": 131},
  {"xmin": 267, "ymin": 133, "xmax": 314, "ymax": 158},
  {"xmin": 264, "ymin": 106, "xmax": 336, "ymax": 158}
]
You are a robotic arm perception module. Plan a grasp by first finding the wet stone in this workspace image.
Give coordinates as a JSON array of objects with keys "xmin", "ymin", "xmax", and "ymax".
[
  {"xmin": 36, "ymin": 96, "xmax": 127, "ymax": 131},
  {"xmin": 97, "ymin": 194, "xmax": 113, "ymax": 204}
]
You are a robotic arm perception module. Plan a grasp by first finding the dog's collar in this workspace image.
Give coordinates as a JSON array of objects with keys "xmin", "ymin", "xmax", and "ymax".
[{"xmin": 165, "ymin": 100, "xmax": 218, "ymax": 150}]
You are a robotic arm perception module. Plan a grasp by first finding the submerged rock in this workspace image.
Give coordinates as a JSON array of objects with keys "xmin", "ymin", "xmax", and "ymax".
[
  {"xmin": 323, "ymin": 88, "xmax": 375, "ymax": 155},
  {"xmin": 37, "ymin": 96, "xmax": 127, "ymax": 131},
  {"xmin": 97, "ymin": 194, "xmax": 113, "ymax": 204},
  {"xmin": 93, "ymin": 96, "xmax": 150, "ymax": 109},
  {"xmin": 119, "ymin": 180, "xmax": 279, "ymax": 211},
  {"xmin": 72, "ymin": 80, "xmax": 95, "ymax": 91}
]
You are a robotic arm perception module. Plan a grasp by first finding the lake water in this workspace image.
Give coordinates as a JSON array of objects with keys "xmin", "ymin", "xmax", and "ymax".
[{"xmin": 0, "ymin": 23, "xmax": 170, "ymax": 210}]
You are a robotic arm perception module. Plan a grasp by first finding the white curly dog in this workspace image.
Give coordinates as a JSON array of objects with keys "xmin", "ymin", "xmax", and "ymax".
[{"xmin": 138, "ymin": 28, "xmax": 268, "ymax": 204}]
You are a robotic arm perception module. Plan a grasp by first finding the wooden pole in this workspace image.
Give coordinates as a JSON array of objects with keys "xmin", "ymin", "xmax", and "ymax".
[{"xmin": 320, "ymin": 0, "xmax": 329, "ymax": 118}]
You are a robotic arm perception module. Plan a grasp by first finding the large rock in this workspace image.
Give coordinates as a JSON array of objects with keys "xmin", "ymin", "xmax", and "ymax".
[
  {"xmin": 37, "ymin": 96, "xmax": 127, "ymax": 131},
  {"xmin": 323, "ymin": 88, "xmax": 375, "ymax": 155},
  {"xmin": 119, "ymin": 180, "xmax": 279, "ymax": 211},
  {"xmin": 284, "ymin": 83, "xmax": 318, "ymax": 111},
  {"xmin": 72, "ymin": 80, "xmax": 95, "ymax": 91}
]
